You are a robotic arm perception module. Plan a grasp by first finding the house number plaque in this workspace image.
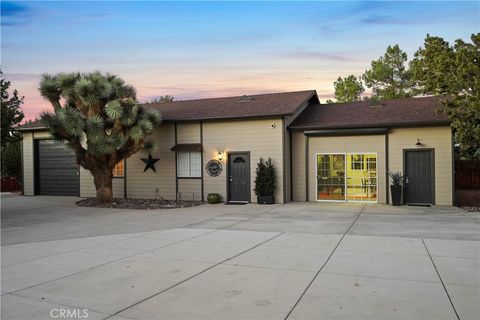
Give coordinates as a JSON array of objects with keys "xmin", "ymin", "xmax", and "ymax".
[{"xmin": 206, "ymin": 160, "xmax": 223, "ymax": 177}]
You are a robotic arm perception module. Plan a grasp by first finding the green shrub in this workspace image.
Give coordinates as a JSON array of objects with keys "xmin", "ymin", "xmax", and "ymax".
[
  {"xmin": 388, "ymin": 171, "xmax": 404, "ymax": 186},
  {"xmin": 254, "ymin": 157, "xmax": 276, "ymax": 196}
]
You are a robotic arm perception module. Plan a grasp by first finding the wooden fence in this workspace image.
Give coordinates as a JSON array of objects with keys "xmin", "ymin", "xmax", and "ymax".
[
  {"xmin": 1, "ymin": 176, "xmax": 22, "ymax": 193},
  {"xmin": 455, "ymin": 160, "xmax": 480, "ymax": 189}
]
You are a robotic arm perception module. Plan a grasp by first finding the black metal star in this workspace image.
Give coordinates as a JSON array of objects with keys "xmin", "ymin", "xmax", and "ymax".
[{"xmin": 141, "ymin": 154, "xmax": 159, "ymax": 173}]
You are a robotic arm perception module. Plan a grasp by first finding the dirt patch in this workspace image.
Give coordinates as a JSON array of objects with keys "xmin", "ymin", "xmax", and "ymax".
[
  {"xmin": 455, "ymin": 189, "xmax": 480, "ymax": 207},
  {"xmin": 76, "ymin": 198, "xmax": 202, "ymax": 209}
]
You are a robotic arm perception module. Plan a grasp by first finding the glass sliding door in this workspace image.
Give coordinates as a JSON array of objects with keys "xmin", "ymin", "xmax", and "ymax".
[
  {"xmin": 317, "ymin": 154, "xmax": 346, "ymax": 201},
  {"xmin": 316, "ymin": 153, "xmax": 378, "ymax": 202},
  {"xmin": 346, "ymin": 153, "xmax": 377, "ymax": 201}
]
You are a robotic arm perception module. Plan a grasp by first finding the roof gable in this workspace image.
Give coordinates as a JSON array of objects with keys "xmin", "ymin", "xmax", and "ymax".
[{"xmin": 289, "ymin": 96, "xmax": 450, "ymax": 130}]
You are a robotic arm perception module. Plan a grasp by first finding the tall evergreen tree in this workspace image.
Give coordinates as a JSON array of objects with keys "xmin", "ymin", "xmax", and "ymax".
[
  {"xmin": 144, "ymin": 95, "xmax": 174, "ymax": 103},
  {"xmin": 39, "ymin": 72, "xmax": 161, "ymax": 203},
  {"xmin": 333, "ymin": 75, "xmax": 365, "ymax": 102},
  {"xmin": 363, "ymin": 45, "xmax": 414, "ymax": 100},
  {"xmin": 411, "ymin": 34, "xmax": 480, "ymax": 158},
  {"xmin": 1, "ymin": 71, "xmax": 25, "ymax": 180},
  {"xmin": 1, "ymin": 71, "xmax": 25, "ymax": 148}
]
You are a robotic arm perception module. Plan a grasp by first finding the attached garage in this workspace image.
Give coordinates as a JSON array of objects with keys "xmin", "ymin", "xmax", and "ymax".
[
  {"xmin": 289, "ymin": 97, "xmax": 453, "ymax": 205},
  {"xmin": 34, "ymin": 139, "xmax": 79, "ymax": 196},
  {"xmin": 306, "ymin": 133, "xmax": 387, "ymax": 203}
]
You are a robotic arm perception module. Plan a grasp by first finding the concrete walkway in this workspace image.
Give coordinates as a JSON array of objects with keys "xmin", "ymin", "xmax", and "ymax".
[{"xmin": 1, "ymin": 195, "xmax": 479, "ymax": 319}]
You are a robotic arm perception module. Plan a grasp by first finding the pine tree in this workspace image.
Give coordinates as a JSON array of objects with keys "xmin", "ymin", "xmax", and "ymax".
[
  {"xmin": 411, "ymin": 34, "xmax": 480, "ymax": 158},
  {"xmin": 39, "ymin": 72, "xmax": 161, "ymax": 203},
  {"xmin": 1, "ymin": 71, "xmax": 25, "ymax": 148},
  {"xmin": 333, "ymin": 75, "xmax": 365, "ymax": 102},
  {"xmin": 363, "ymin": 45, "xmax": 414, "ymax": 100}
]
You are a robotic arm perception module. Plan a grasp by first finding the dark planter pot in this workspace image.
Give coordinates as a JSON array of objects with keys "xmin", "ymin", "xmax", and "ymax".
[
  {"xmin": 257, "ymin": 195, "xmax": 274, "ymax": 204},
  {"xmin": 390, "ymin": 185, "xmax": 402, "ymax": 206},
  {"xmin": 207, "ymin": 193, "xmax": 220, "ymax": 204}
]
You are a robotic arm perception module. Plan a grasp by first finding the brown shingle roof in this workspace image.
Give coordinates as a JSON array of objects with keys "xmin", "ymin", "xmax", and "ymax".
[
  {"xmin": 289, "ymin": 96, "xmax": 450, "ymax": 130},
  {"xmin": 144, "ymin": 90, "xmax": 317, "ymax": 121},
  {"xmin": 16, "ymin": 119, "xmax": 48, "ymax": 131}
]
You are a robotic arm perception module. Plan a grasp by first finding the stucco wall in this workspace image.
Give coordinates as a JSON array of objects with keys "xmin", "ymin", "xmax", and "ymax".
[
  {"xmin": 126, "ymin": 123, "xmax": 176, "ymax": 200},
  {"xmin": 389, "ymin": 126, "xmax": 453, "ymax": 205},
  {"xmin": 202, "ymin": 118, "xmax": 284, "ymax": 203},
  {"xmin": 307, "ymin": 135, "xmax": 387, "ymax": 203}
]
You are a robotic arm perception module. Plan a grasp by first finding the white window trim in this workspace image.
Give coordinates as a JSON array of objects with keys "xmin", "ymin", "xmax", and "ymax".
[{"xmin": 177, "ymin": 151, "xmax": 201, "ymax": 178}]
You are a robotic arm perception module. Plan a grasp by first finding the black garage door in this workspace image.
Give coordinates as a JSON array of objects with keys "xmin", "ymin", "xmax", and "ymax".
[{"xmin": 35, "ymin": 140, "xmax": 79, "ymax": 196}]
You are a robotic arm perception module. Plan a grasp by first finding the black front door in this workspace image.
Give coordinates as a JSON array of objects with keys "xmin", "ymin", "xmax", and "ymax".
[
  {"xmin": 228, "ymin": 153, "xmax": 250, "ymax": 202},
  {"xmin": 404, "ymin": 150, "xmax": 434, "ymax": 204}
]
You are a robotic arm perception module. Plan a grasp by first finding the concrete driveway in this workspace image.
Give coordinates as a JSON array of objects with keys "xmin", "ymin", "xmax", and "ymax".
[{"xmin": 1, "ymin": 195, "xmax": 479, "ymax": 320}]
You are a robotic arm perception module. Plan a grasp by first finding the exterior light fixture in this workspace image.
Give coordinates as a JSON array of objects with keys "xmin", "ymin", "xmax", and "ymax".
[
  {"xmin": 416, "ymin": 139, "xmax": 422, "ymax": 146},
  {"xmin": 217, "ymin": 152, "xmax": 224, "ymax": 161}
]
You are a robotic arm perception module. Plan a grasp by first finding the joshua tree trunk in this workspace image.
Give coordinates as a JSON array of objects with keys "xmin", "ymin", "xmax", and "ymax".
[
  {"xmin": 39, "ymin": 72, "xmax": 161, "ymax": 205},
  {"xmin": 92, "ymin": 168, "xmax": 113, "ymax": 203}
]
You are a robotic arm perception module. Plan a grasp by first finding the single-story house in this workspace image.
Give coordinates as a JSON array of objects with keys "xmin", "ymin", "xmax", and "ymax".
[{"xmin": 17, "ymin": 90, "xmax": 454, "ymax": 205}]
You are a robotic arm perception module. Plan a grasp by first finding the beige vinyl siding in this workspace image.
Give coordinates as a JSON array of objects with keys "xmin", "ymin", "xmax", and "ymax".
[
  {"xmin": 283, "ymin": 120, "xmax": 291, "ymax": 202},
  {"xmin": 389, "ymin": 126, "xmax": 452, "ymax": 205},
  {"xmin": 178, "ymin": 179, "xmax": 202, "ymax": 201},
  {"xmin": 126, "ymin": 123, "xmax": 176, "ymax": 200},
  {"xmin": 202, "ymin": 119, "xmax": 284, "ymax": 203},
  {"xmin": 22, "ymin": 130, "xmax": 53, "ymax": 196},
  {"xmin": 33, "ymin": 131, "xmax": 52, "ymax": 138},
  {"xmin": 291, "ymin": 131, "xmax": 306, "ymax": 201},
  {"xmin": 112, "ymin": 180, "xmax": 125, "ymax": 198},
  {"xmin": 308, "ymin": 135, "xmax": 387, "ymax": 203},
  {"xmin": 284, "ymin": 102, "xmax": 310, "ymax": 202},
  {"xmin": 22, "ymin": 132, "xmax": 34, "ymax": 195},
  {"xmin": 79, "ymin": 168, "xmax": 124, "ymax": 198},
  {"xmin": 176, "ymin": 123, "xmax": 201, "ymax": 143},
  {"xmin": 79, "ymin": 168, "xmax": 95, "ymax": 197}
]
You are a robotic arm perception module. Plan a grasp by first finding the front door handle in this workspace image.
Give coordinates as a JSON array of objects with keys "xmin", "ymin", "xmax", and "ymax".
[{"xmin": 405, "ymin": 177, "xmax": 409, "ymax": 184}]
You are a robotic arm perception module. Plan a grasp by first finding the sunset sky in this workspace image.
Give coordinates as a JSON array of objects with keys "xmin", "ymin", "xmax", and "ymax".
[{"xmin": 2, "ymin": 1, "xmax": 478, "ymax": 121}]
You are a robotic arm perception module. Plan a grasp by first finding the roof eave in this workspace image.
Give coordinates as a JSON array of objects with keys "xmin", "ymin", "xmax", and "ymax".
[
  {"xmin": 161, "ymin": 113, "xmax": 292, "ymax": 123},
  {"xmin": 16, "ymin": 127, "xmax": 49, "ymax": 132},
  {"xmin": 289, "ymin": 120, "xmax": 451, "ymax": 131}
]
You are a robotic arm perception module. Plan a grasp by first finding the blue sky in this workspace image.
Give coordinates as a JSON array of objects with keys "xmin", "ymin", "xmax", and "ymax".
[{"xmin": 1, "ymin": 1, "xmax": 478, "ymax": 120}]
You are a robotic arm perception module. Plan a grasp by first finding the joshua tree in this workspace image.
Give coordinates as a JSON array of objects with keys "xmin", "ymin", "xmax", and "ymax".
[{"xmin": 39, "ymin": 72, "xmax": 161, "ymax": 203}]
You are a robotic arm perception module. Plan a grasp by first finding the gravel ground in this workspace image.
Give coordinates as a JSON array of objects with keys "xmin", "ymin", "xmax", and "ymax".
[
  {"xmin": 462, "ymin": 206, "xmax": 480, "ymax": 213},
  {"xmin": 76, "ymin": 198, "xmax": 203, "ymax": 209}
]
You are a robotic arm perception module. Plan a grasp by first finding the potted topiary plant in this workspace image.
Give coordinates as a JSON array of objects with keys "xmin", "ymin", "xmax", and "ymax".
[
  {"xmin": 207, "ymin": 193, "xmax": 220, "ymax": 204},
  {"xmin": 254, "ymin": 157, "xmax": 276, "ymax": 204},
  {"xmin": 388, "ymin": 171, "xmax": 404, "ymax": 206}
]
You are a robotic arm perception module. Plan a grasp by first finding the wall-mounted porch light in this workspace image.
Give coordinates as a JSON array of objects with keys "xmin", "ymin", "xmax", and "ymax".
[
  {"xmin": 415, "ymin": 139, "xmax": 423, "ymax": 146},
  {"xmin": 217, "ymin": 152, "xmax": 224, "ymax": 161}
]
